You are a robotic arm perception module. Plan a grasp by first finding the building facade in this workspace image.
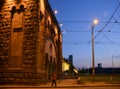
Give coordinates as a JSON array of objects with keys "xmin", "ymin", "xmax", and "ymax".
[
  {"xmin": 0, "ymin": 0, "xmax": 62, "ymax": 84},
  {"xmin": 62, "ymin": 56, "xmax": 78, "ymax": 76}
]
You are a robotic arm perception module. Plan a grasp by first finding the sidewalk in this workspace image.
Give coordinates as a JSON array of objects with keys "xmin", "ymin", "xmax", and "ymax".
[
  {"xmin": 0, "ymin": 79, "xmax": 120, "ymax": 88},
  {"xmin": 40, "ymin": 79, "xmax": 120, "ymax": 87}
]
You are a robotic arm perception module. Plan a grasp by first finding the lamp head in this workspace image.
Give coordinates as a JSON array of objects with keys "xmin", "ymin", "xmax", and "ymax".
[
  {"xmin": 54, "ymin": 10, "xmax": 58, "ymax": 14},
  {"xmin": 93, "ymin": 19, "xmax": 98, "ymax": 25}
]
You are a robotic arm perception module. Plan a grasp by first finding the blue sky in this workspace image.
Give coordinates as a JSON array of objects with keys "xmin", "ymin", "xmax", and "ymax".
[{"xmin": 48, "ymin": 0, "xmax": 120, "ymax": 68}]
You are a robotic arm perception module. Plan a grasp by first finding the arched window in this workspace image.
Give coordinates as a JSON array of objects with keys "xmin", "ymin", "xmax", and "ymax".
[{"xmin": 10, "ymin": 5, "xmax": 24, "ymax": 68}]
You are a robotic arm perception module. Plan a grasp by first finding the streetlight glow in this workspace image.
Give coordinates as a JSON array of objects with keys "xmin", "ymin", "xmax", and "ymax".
[
  {"xmin": 54, "ymin": 10, "xmax": 58, "ymax": 14},
  {"xmin": 93, "ymin": 19, "xmax": 98, "ymax": 25},
  {"xmin": 59, "ymin": 23, "xmax": 63, "ymax": 27}
]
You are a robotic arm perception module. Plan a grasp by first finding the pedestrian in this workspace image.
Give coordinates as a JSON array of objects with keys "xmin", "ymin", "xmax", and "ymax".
[{"xmin": 52, "ymin": 72, "xmax": 57, "ymax": 87}]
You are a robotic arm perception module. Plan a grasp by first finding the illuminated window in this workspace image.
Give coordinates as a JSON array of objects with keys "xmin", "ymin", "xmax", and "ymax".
[{"xmin": 41, "ymin": 0, "xmax": 45, "ymax": 14}]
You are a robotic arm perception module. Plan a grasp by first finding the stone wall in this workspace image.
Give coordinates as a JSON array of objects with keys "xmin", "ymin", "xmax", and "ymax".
[
  {"xmin": 0, "ymin": 0, "xmax": 11, "ymax": 68},
  {"xmin": 0, "ymin": 0, "xmax": 62, "ymax": 84}
]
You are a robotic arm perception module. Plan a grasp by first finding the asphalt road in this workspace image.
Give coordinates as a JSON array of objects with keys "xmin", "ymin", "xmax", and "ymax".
[{"xmin": 0, "ymin": 86, "xmax": 120, "ymax": 89}]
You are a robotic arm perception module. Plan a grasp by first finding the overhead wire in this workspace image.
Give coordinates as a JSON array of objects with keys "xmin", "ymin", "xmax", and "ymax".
[
  {"xmin": 63, "ymin": 41, "xmax": 120, "ymax": 45},
  {"xmin": 61, "ymin": 2, "xmax": 120, "ymax": 45},
  {"xmin": 95, "ymin": 20, "xmax": 116, "ymax": 45},
  {"xmin": 59, "ymin": 20, "xmax": 119, "ymax": 23},
  {"xmin": 95, "ymin": 3, "xmax": 120, "ymax": 45},
  {"xmin": 100, "ymin": 32, "xmax": 114, "ymax": 43},
  {"xmin": 113, "ymin": 16, "xmax": 120, "ymax": 26},
  {"xmin": 88, "ymin": 2, "xmax": 120, "ymax": 42},
  {"xmin": 64, "ymin": 30, "xmax": 120, "ymax": 33}
]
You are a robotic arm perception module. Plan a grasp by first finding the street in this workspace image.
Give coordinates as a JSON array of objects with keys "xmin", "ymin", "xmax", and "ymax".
[
  {"xmin": 0, "ymin": 86, "xmax": 120, "ymax": 89},
  {"xmin": 0, "ymin": 79, "xmax": 120, "ymax": 89}
]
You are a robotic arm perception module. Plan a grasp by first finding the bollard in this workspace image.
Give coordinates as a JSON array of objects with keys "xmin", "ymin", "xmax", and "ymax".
[
  {"xmin": 77, "ymin": 76, "xmax": 81, "ymax": 84},
  {"xmin": 110, "ymin": 76, "xmax": 112, "ymax": 83}
]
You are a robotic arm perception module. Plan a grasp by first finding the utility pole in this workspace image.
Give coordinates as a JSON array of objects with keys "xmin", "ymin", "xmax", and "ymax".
[{"xmin": 91, "ymin": 19, "xmax": 98, "ymax": 81}]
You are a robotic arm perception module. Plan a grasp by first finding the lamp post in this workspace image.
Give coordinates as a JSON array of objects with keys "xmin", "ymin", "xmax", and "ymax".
[
  {"xmin": 111, "ymin": 52, "xmax": 114, "ymax": 83},
  {"xmin": 91, "ymin": 19, "xmax": 98, "ymax": 81}
]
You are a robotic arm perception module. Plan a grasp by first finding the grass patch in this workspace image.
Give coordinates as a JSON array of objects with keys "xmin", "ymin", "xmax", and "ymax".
[{"xmin": 79, "ymin": 74, "xmax": 120, "ymax": 83}]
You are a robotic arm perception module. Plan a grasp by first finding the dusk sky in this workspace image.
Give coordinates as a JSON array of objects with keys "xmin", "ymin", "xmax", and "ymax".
[{"xmin": 48, "ymin": 0, "xmax": 120, "ymax": 68}]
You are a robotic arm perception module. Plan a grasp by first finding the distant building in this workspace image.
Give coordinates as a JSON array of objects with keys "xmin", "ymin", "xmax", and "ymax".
[
  {"xmin": 0, "ymin": 0, "xmax": 62, "ymax": 84},
  {"xmin": 88, "ymin": 67, "xmax": 120, "ymax": 74},
  {"xmin": 69, "ymin": 55, "xmax": 73, "ymax": 64},
  {"xmin": 98, "ymin": 63, "xmax": 102, "ymax": 68}
]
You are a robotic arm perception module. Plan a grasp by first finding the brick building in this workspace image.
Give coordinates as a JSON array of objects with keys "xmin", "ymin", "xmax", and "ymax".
[{"xmin": 0, "ymin": 0, "xmax": 62, "ymax": 84}]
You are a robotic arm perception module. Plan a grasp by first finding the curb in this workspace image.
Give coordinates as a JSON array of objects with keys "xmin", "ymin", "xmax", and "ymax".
[{"xmin": 0, "ymin": 84, "xmax": 120, "ymax": 88}]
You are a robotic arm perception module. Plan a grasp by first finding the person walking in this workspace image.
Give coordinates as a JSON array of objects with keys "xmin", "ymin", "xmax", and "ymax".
[{"xmin": 52, "ymin": 72, "xmax": 57, "ymax": 87}]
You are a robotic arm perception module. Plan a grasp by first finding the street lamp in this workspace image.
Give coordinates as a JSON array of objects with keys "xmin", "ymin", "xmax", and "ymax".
[
  {"xmin": 91, "ymin": 19, "xmax": 98, "ymax": 81},
  {"xmin": 53, "ymin": 10, "xmax": 58, "ymax": 14}
]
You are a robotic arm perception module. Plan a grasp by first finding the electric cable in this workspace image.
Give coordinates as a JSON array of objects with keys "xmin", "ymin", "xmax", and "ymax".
[{"xmin": 88, "ymin": 2, "xmax": 120, "ymax": 42}]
